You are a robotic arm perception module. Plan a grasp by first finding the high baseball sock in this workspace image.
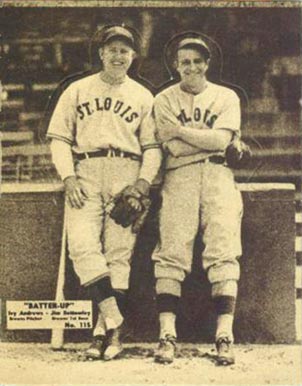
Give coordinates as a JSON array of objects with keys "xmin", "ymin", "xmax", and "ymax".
[
  {"xmin": 88, "ymin": 276, "xmax": 123, "ymax": 330},
  {"xmin": 159, "ymin": 312, "xmax": 177, "ymax": 339},
  {"xmin": 216, "ymin": 314, "xmax": 234, "ymax": 342},
  {"xmin": 113, "ymin": 289, "xmax": 128, "ymax": 318},
  {"xmin": 157, "ymin": 294, "xmax": 179, "ymax": 339},
  {"xmin": 213, "ymin": 295, "xmax": 236, "ymax": 342},
  {"xmin": 156, "ymin": 279, "xmax": 181, "ymax": 298},
  {"xmin": 98, "ymin": 297, "xmax": 123, "ymax": 331},
  {"xmin": 88, "ymin": 276, "xmax": 114, "ymax": 304},
  {"xmin": 157, "ymin": 293, "xmax": 180, "ymax": 314},
  {"xmin": 93, "ymin": 311, "xmax": 106, "ymax": 337}
]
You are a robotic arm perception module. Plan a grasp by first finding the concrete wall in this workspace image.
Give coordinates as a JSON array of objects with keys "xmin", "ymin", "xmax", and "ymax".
[{"xmin": 0, "ymin": 183, "xmax": 296, "ymax": 343}]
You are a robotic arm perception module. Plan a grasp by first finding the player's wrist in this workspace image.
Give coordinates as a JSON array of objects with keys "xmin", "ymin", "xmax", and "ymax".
[
  {"xmin": 63, "ymin": 176, "xmax": 78, "ymax": 192},
  {"xmin": 134, "ymin": 178, "xmax": 150, "ymax": 197},
  {"xmin": 63, "ymin": 175, "xmax": 77, "ymax": 184}
]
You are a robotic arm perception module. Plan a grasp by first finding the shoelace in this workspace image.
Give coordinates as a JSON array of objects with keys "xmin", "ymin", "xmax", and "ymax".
[
  {"xmin": 91, "ymin": 337, "xmax": 105, "ymax": 346},
  {"xmin": 217, "ymin": 337, "xmax": 231, "ymax": 344},
  {"xmin": 159, "ymin": 335, "xmax": 176, "ymax": 346}
]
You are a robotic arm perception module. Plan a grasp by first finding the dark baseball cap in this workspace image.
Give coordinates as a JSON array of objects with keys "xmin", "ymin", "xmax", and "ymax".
[
  {"xmin": 177, "ymin": 37, "xmax": 210, "ymax": 58},
  {"xmin": 102, "ymin": 26, "xmax": 135, "ymax": 49}
]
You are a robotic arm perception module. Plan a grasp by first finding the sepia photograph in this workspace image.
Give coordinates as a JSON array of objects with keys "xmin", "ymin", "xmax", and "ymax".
[{"xmin": 0, "ymin": 1, "xmax": 302, "ymax": 384}]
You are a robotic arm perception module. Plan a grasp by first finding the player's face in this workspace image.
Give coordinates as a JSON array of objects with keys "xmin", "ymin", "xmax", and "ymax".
[
  {"xmin": 99, "ymin": 39, "xmax": 135, "ymax": 77},
  {"xmin": 176, "ymin": 48, "xmax": 209, "ymax": 85}
]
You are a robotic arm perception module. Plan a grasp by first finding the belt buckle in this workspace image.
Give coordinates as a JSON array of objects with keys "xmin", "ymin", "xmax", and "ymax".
[
  {"xmin": 107, "ymin": 148, "xmax": 113, "ymax": 157},
  {"xmin": 84, "ymin": 152, "xmax": 89, "ymax": 160}
]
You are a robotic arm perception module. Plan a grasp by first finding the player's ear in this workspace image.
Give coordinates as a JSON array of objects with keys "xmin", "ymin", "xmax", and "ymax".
[
  {"xmin": 98, "ymin": 48, "xmax": 104, "ymax": 61},
  {"xmin": 173, "ymin": 59, "xmax": 179, "ymax": 72},
  {"xmin": 204, "ymin": 58, "xmax": 210, "ymax": 73}
]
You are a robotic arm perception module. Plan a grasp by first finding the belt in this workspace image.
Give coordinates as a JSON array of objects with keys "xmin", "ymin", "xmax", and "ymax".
[
  {"xmin": 74, "ymin": 149, "xmax": 141, "ymax": 161},
  {"xmin": 205, "ymin": 155, "xmax": 226, "ymax": 164}
]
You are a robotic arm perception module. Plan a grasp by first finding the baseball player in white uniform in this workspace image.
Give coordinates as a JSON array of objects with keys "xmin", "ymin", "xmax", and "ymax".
[
  {"xmin": 152, "ymin": 33, "xmax": 243, "ymax": 365},
  {"xmin": 47, "ymin": 25, "xmax": 162, "ymax": 360}
]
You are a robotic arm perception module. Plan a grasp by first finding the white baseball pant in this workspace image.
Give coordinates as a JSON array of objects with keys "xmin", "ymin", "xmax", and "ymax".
[
  {"xmin": 153, "ymin": 161, "xmax": 243, "ymax": 297},
  {"xmin": 66, "ymin": 157, "xmax": 140, "ymax": 289}
]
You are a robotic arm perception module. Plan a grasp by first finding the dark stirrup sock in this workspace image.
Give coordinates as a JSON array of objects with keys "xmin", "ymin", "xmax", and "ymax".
[
  {"xmin": 213, "ymin": 295, "xmax": 236, "ymax": 315},
  {"xmin": 113, "ymin": 290, "xmax": 128, "ymax": 318},
  {"xmin": 157, "ymin": 293, "xmax": 180, "ymax": 314},
  {"xmin": 88, "ymin": 276, "xmax": 114, "ymax": 303}
]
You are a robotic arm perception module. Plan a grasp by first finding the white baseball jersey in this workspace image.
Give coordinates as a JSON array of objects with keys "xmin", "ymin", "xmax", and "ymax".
[
  {"xmin": 153, "ymin": 79, "xmax": 243, "ymax": 298},
  {"xmin": 154, "ymin": 81, "xmax": 241, "ymax": 169},
  {"xmin": 47, "ymin": 73, "xmax": 158, "ymax": 154}
]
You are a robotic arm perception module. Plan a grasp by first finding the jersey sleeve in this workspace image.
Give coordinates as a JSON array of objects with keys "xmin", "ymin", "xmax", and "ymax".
[
  {"xmin": 47, "ymin": 85, "xmax": 76, "ymax": 145},
  {"xmin": 155, "ymin": 92, "xmax": 203, "ymax": 155},
  {"xmin": 154, "ymin": 92, "xmax": 180, "ymax": 132},
  {"xmin": 213, "ymin": 91, "xmax": 241, "ymax": 134},
  {"xmin": 138, "ymin": 92, "xmax": 160, "ymax": 151}
]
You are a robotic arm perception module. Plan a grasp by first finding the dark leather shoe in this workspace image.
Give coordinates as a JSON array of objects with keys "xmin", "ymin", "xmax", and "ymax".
[
  {"xmin": 103, "ymin": 327, "xmax": 123, "ymax": 361},
  {"xmin": 154, "ymin": 334, "xmax": 176, "ymax": 364},
  {"xmin": 85, "ymin": 335, "xmax": 106, "ymax": 360},
  {"xmin": 216, "ymin": 336, "xmax": 235, "ymax": 365}
]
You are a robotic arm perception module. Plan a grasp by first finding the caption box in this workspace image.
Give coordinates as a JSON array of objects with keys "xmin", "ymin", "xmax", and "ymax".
[{"xmin": 6, "ymin": 301, "xmax": 92, "ymax": 329}]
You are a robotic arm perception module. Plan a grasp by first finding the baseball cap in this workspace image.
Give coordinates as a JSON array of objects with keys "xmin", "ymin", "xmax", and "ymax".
[
  {"xmin": 102, "ymin": 26, "xmax": 135, "ymax": 49},
  {"xmin": 177, "ymin": 37, "xmax": 210, "ymax": 58}
]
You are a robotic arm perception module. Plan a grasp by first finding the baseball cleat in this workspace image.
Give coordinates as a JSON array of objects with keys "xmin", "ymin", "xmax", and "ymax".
[
  {"xmin": 215, "ymin": 336, "xmax": 235, "ymax": 366},
  {"xmin": 154, "ymin": 334, "xmax": 176, "ymax": 364},
  {"xmin": 103, "ymin": 327, "xmax": 123, "ymax": 361},
  {"xmin": 85, "ymin": 335, "xmax": 106, "ymax": 360}
]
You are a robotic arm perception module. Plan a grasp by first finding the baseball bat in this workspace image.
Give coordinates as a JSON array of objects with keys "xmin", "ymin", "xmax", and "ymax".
[{"xmin": 51, "ymin": 203, "xmax": 67, "ymax": 350}]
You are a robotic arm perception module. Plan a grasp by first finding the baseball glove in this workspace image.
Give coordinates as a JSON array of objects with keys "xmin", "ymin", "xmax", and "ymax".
[
  {"xmin": 110, "ymin": 179, "xmax": 151, "ymax": 234},
  {"xmin": 225, "ymin": 138, "xmax": 252, "ymax": 169}
]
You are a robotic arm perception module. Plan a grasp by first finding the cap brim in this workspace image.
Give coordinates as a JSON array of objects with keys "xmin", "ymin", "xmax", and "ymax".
[
  {"xmin": 177, "ymin": 37, "xmax": 210, "ymax": 57},
  {"xmin": 105, "ymin": 34, "xmax": 134, "ymax": 47}
]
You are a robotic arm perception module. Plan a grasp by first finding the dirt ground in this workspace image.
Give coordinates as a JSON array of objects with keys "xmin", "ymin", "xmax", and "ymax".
[{"xmin": 0, "ymin": 342, "xmax": 301, "ymax": 385}]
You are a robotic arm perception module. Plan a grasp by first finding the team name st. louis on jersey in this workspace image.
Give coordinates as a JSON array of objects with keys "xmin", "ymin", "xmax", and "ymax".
[
  {"xmin": 47, "ymin": 73, "xmax": 156, "ymax": 155},
  {"xmin": 154, "ymin": 81, "xmax": 241, "ymax": 169}
]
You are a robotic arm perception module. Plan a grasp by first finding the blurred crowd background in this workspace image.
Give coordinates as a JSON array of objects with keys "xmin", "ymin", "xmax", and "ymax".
[{"xmin": 0, "ymin": 7, "xmax": 301, "ymax": 187}]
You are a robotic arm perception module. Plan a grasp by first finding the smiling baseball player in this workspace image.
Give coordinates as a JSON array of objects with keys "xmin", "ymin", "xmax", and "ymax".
[
  {"xmin": 47, "ymin": 25, "xmax": 162, "ymax": 360},
  {"xmin": 152, "ymin": 33, "xmax": 243, "ymax": 365}
]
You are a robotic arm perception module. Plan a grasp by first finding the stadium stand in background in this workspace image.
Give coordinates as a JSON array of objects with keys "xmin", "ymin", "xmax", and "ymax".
[{"xmin": 0, "ymin": 8, "xmax": 301, "ymax": 188}]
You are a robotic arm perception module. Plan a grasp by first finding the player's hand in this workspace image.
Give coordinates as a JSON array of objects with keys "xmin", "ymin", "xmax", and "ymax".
[
  {"xmin": 64, "ymin": 176, "xmax": 88, "ymax": 209},
  {"xmin": 157, "ymin": 122, "xmax": 181, "ymax": 143},
  {"xmin": 127, "ymin": 196, "xmax": 143, "ymax": 211}
]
